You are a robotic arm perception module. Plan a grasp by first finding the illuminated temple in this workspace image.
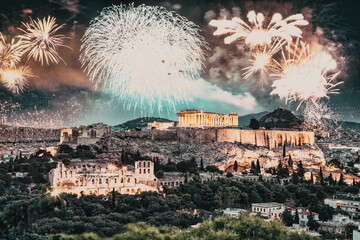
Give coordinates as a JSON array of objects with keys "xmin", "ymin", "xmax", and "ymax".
[
  {"xmin": 49, "ymin": 160, "xmax": 159, "ymax": 196},
  {"xmin": 177, "ymin": 109, "xmax": 238, "ymax": 127}
]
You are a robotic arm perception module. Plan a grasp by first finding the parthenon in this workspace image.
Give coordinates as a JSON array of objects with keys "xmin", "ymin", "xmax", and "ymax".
[{"xmin": 177, "ymin": 109, "xmax": 238, "ymax": 127}]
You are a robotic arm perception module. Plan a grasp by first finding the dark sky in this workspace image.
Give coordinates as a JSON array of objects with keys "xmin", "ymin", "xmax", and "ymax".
[{"xmin": 0, "ymin": 0, "xmax": 359, "ymax": 126}]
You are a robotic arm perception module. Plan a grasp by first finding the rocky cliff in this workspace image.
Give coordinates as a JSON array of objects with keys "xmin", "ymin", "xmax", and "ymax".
[{"xmin": 95, "ymin": 134, "xmax": 325, "ymax": 170}]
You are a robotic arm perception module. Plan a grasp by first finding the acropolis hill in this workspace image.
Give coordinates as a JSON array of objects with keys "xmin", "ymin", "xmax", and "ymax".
[{"xmin": 86, "ymin": 109, "xmax": 324, "ymax": 171}]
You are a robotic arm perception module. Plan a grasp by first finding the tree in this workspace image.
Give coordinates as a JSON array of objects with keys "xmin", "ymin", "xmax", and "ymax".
[
  {"xmin": 200, "ymin": 157, "xmax": 204, "ymax": 171},
  {"xmin": 288, "ymin": 155, "xmax": 293, "ymax": 172},
  {"xmin": 234, "ymin": 161, "xmax": 238, "ymax": 172},
  {"xmin": 307, "ymin": 212, "xmax": 320, "ymax": 231},
  {"xmin": 282, "ymin": 208, "xmax": 294, "ymax": 227},
  {"xmin": 250, "ymin": 161, "xmax": 257, "ymax": 175},
  {"xmin": 310, "ymin": 172, "xmax": 314, "ymax": 184},
  {"xmin": 256, "ymin": 159, "xmax": 260, "ymax": 173},
  {"xmin": 297, "ymin": 161, "xmax": 305, "ymax": 182},
  {"xmin": 338, "ymin": 173, "xmax": 346, "ymax": 186},
  {"xmin": 249, "ymin": 118, "xmax": 259, "ymax": 130},
  {"xmin": 319, "ymin": 167, "xmax": 324, "ymax": 185},
  {"xmin": 61, "ymin": 158, "xmax": 71, "ymax": 166},
  {"xmin": 283, "ymin": 144, "xmax": 286, "ymax": 158},
  {"xmin": 294, "ymin": 209, "xmax": 300, "ymax": 224},
  {"xmin": 327, "ymin": 173, "xmax": 335, "ymax": 185}
]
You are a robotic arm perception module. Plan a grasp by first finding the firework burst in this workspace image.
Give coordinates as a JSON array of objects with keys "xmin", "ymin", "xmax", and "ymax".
[
  {"xmin": 304, "ymin": 101, "xmax": 339, "ymax": 128},
  {"xmin": 80, "ymin": 4, "xmax": 208, "ymax": 114},
  {"xmin": 271, "ymin": 40, "xmax": 342, "ymax": 109},
  {"xmin": 209, "ymin": 10, "xmax": 308, "ymax": 47},
  {"xmin": 242, "ymin": 39, "xmax": 285, "ymax": 83},
  {"xmin": 0, "ymin": 66, "xmax": 32, "ymax": 94},
  {"xmin": 18, "ymin": 16, "xmax": 68, "ymax": 65},
  {"xmin": 0, "ymin": 33, "xmax": 24, "ymax": 69}
]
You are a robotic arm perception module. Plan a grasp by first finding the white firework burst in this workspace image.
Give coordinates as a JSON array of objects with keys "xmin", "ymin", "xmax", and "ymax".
[
  {"xmin": 80, "ymin": 4, "xmax": 208, "ymax": 115},
  {"xmin": 209, "ymin": 10, "xmax": 308, "ymax": 47},
  {"xmin": 304, "ymin": 101, "xmax": 339, "ymax": 129},
  {"xmin": 271, "ymin": 40, "xmax": 342, "ymax": 109}
]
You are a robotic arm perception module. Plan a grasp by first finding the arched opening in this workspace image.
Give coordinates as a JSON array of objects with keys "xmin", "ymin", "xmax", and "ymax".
[
  {"xmin": 94, "ymin": 190, "xmax": 97, "ymax": 195},
  {"xmin": 126, "ymin": 189, "xmax": 130, "ymax": 193},
  {"xmin": 137, "ymin": 188, "xmax": 141, "ymax": 193},
  {"xmin": 105, "ymin": 190, "xmax": 109, "ymax": 194},
  {"xmin": 131, "ymin": 189, "xmax": 135, "ymax": 193},
  {"xmin": 89, "ymin": 190, "xmax": 92, "ymax": 194}
]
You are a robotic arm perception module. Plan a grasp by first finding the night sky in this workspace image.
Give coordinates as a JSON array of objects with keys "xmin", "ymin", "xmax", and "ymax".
[{"xmin": 0, "ymin": 0, "xmax": 360, "ymax": 126}]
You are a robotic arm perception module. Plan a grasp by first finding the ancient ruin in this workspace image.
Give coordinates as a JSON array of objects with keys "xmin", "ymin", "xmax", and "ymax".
[
  {"xmin": 49, "ymin": 160, "xmax": 159, "ymax": 196},
  {"xmin": 177, "ymin": 109, "xmax": 238, "ymax": 127}
]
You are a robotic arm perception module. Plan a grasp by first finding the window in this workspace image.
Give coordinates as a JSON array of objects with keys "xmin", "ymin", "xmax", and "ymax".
[
  {"xmin": 148, "ymin": 162, "xmax": 150, "ymax": 167},
  {"xmin": 139, "ymin": 162, "xmax": 141, "ymax": 167},
  {"xmin": 127, "ymin": 178, "xmax": 130, "ymax": 183},
  {"xmin": 139, "ymin": 169, "xmax": 141, "ymax": 174},
  {"xmin": 92, "ymin": 179, "xmax": 94, "ymax": 184},
  {"xmin": 148, "ymin": 169, "xmax": 150, "ymax": 173},
  {"xmin": 99, "ymin": 179, "xmax": 102, "ymax": 184},
  {"xmin": 115, "ymin": 178, "xmax": 117, "ymax": 183},
  {"xmin": 106, "ymin": 178, "xmax": 109, "ymax": 184}
]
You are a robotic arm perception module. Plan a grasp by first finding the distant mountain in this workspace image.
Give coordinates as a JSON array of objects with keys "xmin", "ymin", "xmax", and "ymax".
[
  {"xmin": 238, "ymin": 111, "xmax": 270, "ymax": 126},
  {"xmin": 339, "ymin": 121, "xmax": 360, "ymax": 132},
  {"xmin": 113, "ymin": 117, "xmax": 174, "ymax": 131},
  {"xmin": 259, "ymin": 107, "xmax": 304, "ymax": 129}
]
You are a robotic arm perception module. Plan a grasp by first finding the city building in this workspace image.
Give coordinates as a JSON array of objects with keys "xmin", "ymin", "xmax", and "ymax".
[
  {"xmin": 159, "ymin": 172, "xmax": 185, "ymax": 188},
  {"xmin": 148, "ymin": 121, "xmax": 174, "ymax": 130},
  {"xmin": 354, "ymin": 225, "xmax": 360, "ymax": 240},
  {"xmin": 298, "ymin": 210, "xmax": 319, "ymax": 227},
  {"xmin": 60, "ymin": 123, "xmax": 112, "ymax": 145},
  {"xmin": 49, "ymin": 159, "xmax": 159, "ymax": 196},
  {"xmin": 251, "ymin": 202, "xmax": 285, "ymax": 220},
  {"xmin": 318, "ymin": 214, "xmax": 354, "ymax": 234},
  {"xmin": 325, "ymin": 196, "xmax": 360, "ymax": 219},
  {"xmin": 177, "ymin": 109, "xmax": 238, "ymax": 127},
  {"xmin": 223, "ymin": 208, "xmax": 247, "ymax": 217}
]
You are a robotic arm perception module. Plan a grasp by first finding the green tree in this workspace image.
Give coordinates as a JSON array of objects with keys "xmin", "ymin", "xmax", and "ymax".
[
  {"xmin": 200, "ymin": 157, "xmax": 204, "ymax": 171},
  {"xmin": 297, "ymin": 161, "xmax": 305, "ymax": 182},
  {"xmin": 256, "ymin": 159, "xmax": 260, "ymax": 173},
  {"xmin": 234, "ymin": 161, "xmax": 238, "ymax": 172},
  {"xmin": 294, "ymin": 209, "xmax": 300, "ymax": 224},
  {"xmin": 282, "ymin": 208, "xmax": 294, "ymax": 226},
  {"xmin": 288, "ymin": 155, "xmax": 293, "ymax": 172},
  {"xmin": 338, "ymin": 173, "xmax": 346, "ymax": 186},
  {"xmin": 283, "ymin": 144, "xmax": 286, "ymax": 158},
  {"xmin": 249, "ymin": 117, "xmax": 259, "ymax": 130},
  {"xmin": 319, "ymin": 167, "xmax": 324, "ymax": 185},
  {"xmin": 307, "ymin": 212, "xmax": 320, "ymax": 231}
]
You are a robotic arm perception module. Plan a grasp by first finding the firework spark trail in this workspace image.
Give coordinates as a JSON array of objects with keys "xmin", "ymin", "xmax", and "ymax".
[
  {"xmin": 0, "ymin": 66, "xmax": 32, "ymax": 94},
  {"xmin": 18, "ymin": 16, "xmax": 68, "ymax": 65},
  {"xmin": 242, "ymin": 39, "xmax": 285, "ymax": 83},
  {"xmin": 304, "ymin": 101, "xmax": 339, "ymax": 128},
  {"xmin": 271, "ymin": 40, "xmax": 342, "ymax": 109},
  {"xmin": 0, "ymin": 33, "xmax": 24, "ymax": 69},
  {"xmin": 80, "ymin": 4, "xmax": 208, "ymax": 115},
  {"xmin": 209, "ymin": 10, "xmax": 308, "ymax": 47}
]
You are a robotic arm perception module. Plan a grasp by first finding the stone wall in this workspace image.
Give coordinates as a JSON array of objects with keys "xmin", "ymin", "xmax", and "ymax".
[{"xmin": 112, "ymin": 128, "xmax": 314, "ymax": 149}]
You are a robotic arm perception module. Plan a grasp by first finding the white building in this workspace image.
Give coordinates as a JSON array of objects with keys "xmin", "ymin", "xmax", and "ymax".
[
  {"xmin": 223, "ymin": 208, "xmax": 247, "ymax": 217},
  {"xmin": 148, "ymin": 121, "xmax": 174, "ymax": 130},
  {"xmin": 324, "ymin": 197, "xmax": 360, "ymax": 219},
  {"xmin": 49, "ymin": 159, "xmax": 159, "ymax": 196},
  {"xmin": 298, "ymin": 210, "xmax": 319, "ymax": 227},
  {"xmin": 318, "ymin": 214, "xmax": 354, "ymax": 234},
  {"xmin": 251, "ymin": 202, "xmax": 285, "ymax": 220}
]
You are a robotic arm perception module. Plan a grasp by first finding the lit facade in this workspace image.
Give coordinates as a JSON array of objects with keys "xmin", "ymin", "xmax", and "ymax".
[
  {"xmin": 49, "ymin": 159, "xmax": 159, "ymax": 196},
  {"xmin": 177, "ymin": 109, "xmax": 238, "ymax": 127},
  {"xmin": 148, "ymin": 121, "xmax": 174, "ymax": 130}
]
